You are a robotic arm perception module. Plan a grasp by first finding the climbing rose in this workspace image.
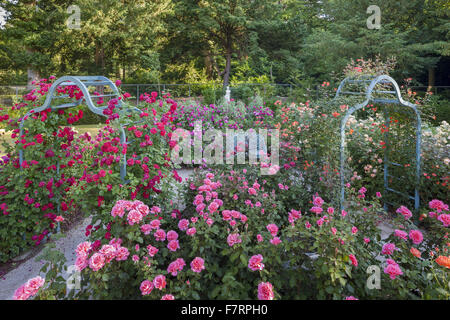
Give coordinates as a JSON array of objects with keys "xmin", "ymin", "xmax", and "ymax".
[
  {"xmin": 190, "ymin": 257, "xmax": 205, "ymax": 273},
  {"xmin": 167, "ymin": 240, "xmax": 180, "ymax": 252},
  {"xmin": 349, "ymin": 254, "xmax": 358, "ymax": 267},
  {"xmin": 270, "ymin": 237, "xmax": 281, "ymax": 245},
  {"xmin": 257, "ymin": 282, "xmax": 274, "ymax": 300},
  {"xmin": 167, "ymin": 230, "xmax": 179, "ymax": 241},
  {"xmin": 394, "ymin": 229, "xmax": 408, "ymax": 240},
  {"xmin": 127, "ymin": 209, "xmax": 143, "ymax": 225},
  {"xmin": 167, "ymin": 258, "xmax": 186, "ymax": 276},
  {"xmin": 345, "ymin": 296, "xmax": 358, "ymax": 300},
  {"xmin": 161, "ymin": 294, "xmax": 175, "ymax": 300},
  {"xmin": 313, "ymin": 196, "xmax": 324, "ymax": 207},
  {"xmin": 76, "ymin": 241, "xmax": 91, "ymax": 258},
  {"xmin": 437, "ymin": 214, "xmax": 450, "ymax": 227},
  {"xmin": 154, "ymin": 229, "xmax": 166, "ymax": 241},
  {"xmin": 186, "ymin": 227, "xmax": 196, "ymax": 236},
  {"xmin": 429, "ymin": 199, "xmax": 447, "ymax": 213},
  {"xmin": 227, "ymin": 233, "xmax": 242, "ymax": 247},
  {"xmin": 99, "ymin": 244, "xmax": 117, "ymax": 263},
  {"xmin": 115, "ymin": 247, "xmax": 130, "ymax": 261},
  {"xmin": 396, "ymin": 206, "xmax": 412, "ymax": 220},
  {"xmin": 147, "ymin": 245, "xmax": 159, "ymax": 257}
]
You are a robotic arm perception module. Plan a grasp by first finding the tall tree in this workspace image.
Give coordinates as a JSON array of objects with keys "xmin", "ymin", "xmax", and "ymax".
[{"xmin": 0, "ymin": 0, "xmax": 68, "ymax": 87}]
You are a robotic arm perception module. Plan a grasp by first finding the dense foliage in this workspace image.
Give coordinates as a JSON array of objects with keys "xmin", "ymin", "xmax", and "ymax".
[{"xmin": 0, "ymin": 0, "xmax": 448, "ymax": 90}]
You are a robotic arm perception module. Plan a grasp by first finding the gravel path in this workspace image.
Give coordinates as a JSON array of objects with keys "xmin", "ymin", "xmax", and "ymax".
[{"xmin": 0, "ymin": 217, "xmax": 91, "ymax": 300}]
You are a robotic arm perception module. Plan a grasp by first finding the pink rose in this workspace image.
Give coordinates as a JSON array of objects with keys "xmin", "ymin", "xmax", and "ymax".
[
  {"xmin": 270, "ymin": 237, "xmax": 281, "ymax": 245},
  {"xmin": 384, "ymin": 260, "xmax": 403, "ymax": 280},
  {"xmin": 153, "ymin": 275, "xmax": 166, "ymax": 290},
  {"xmin": 167, "ymin": 240, "xmax": 180, "ymax": 252},
  {"xmin": 115, "ymin": 246, "xmax": 130, "ymax": 261},
  {"xmin": 437, "ymin": 214, "xmax": 450, "ymax": 227},
  {"xmin": 248, "ymin": 254, "xmax": 264, "ymax": 271},
  {"xmin": 382, "ymin": 243, "xmax": 397, "ymax": 255},
  {"xmin": 147, "ymin": 245, "xmax": 159, "ymax": 257},
  {"xmin": 349, "ymin": 254, "xmax": 358, "ymax": 267},
  {"xmin": 257, "ymin": 282, "xmax": 274, "ymax": 300},
  {"xmin": 394, "ymin": 229, "xmax": 408, "ymax": 240},
  {"xmin": 396, "ymin": 206, "xmax": 412, "ymax": 220},
  {"xmin": 266, "ymin": 224, "xmax": 278, "ymax": 236},
  {"xmin": 227, "ymin": 233, "xmax": 242, "ymax": 247},
  {"xmin": 154, "ymin": 229, "xmax": 166, "ymax": 241},
  {"xmin": 186, "ymin": 227, "xmax": 196, "ymax": 236},
  {"xmin": 167, "ymin": 230, "xmax": 179, "ymax": 241},
  {"xmin": 127, "ymin": 209, "xmax": 143, "ymax": 225},
  {"xmin": 75, "ymin": 241, "xmax": 91, "ymax": 258},
  {"xmin": 89, "ymin": 253, "xmax": 105, "ymax": 271},
  {"xmin": 140, "ymin": 280, "xmax": 154, "ymax": 295},
  {"xmin": 190, "ymin": 257, "xmax": 205, "ymax": 273},
  {"xmin": 178, "ymin": 219, "xmax": 189, "ymax": 231},
  {"xmin": 409, "ymin": 230, "xmax": 423, "ymax": 245}
]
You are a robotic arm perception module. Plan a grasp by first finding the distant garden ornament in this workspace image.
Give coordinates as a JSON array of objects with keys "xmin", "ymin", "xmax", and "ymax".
[{"xmin": 224, "ymin": 86, "xmax": 231, "ymax": 102}]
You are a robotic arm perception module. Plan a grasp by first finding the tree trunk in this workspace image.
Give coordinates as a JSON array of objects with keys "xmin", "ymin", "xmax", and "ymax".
[
  {"xmin": 223, "ymin": 51, "xmax": 232, "ymax": 89},
  {"xmin": 94, "ymin": 42, "xmax": 105, "ymax": 74},
  {"xmin": 427, "ymin": 68, "xmax": 435, "ymax": 92},
  {"xmin": 26, "ymin": 47, "xmax": 39, "ymax": 89},
  {"xmin": 204, "ymin": 51, "xmax": 213, "ymax": 80}
]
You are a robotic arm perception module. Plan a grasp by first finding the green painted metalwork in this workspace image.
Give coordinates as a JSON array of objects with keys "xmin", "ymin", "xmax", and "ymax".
[
  {"xmin": 17, "ymin": 76, "xmax": 143, "ymax": 232},
  {"xmin": 336, "ymin": 75, "xmax": 422, "ymax": 212}
]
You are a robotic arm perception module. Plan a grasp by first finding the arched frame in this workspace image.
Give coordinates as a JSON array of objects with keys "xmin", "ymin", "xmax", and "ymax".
[
  {"xmin": 18, "ymin": 76, "xmax": 143, "ymax": 181},
  {"xmin": 337, "ymin": 75, "xmax": 422, "ymax": 212}
]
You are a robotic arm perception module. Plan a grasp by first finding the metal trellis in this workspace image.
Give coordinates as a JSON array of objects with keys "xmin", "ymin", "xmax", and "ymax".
[{"xmin": 337, "ymin": 75, "xmax": 422, "ymax": 213}]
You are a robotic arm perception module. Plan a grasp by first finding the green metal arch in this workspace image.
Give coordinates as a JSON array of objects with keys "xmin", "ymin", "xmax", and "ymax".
[{"xmin": 337, "ymin": 75, "xmax": 422, "ymax": 212}]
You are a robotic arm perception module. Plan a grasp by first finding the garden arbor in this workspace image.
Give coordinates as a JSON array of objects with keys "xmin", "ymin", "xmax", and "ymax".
[
  {"xmin": 337, "ymin": 75, "xmax": 422, "ymax": 212},
  {"xmin": 18, "ymin": 76, "xmax": 141, "ymax": 181}
]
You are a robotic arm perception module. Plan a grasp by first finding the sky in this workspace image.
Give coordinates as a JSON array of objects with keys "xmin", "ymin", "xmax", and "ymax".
[{"xmin": 0, "ymin": 7, "xmax": 6, "ymax": 29}]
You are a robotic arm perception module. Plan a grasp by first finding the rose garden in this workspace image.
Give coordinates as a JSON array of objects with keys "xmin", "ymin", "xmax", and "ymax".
[{"xmin": 0, "ymin": 57, "xmax": 448, "ymax": 301}]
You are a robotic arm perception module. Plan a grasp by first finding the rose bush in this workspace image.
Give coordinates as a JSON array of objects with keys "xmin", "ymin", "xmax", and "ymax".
[
  {"xmin": 0, "ymin": 78, "xmax": 180, "ymax": 262},
  {"xmin": 23, "ymin": 175, "xmax": 449, "ymax": 299}
]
